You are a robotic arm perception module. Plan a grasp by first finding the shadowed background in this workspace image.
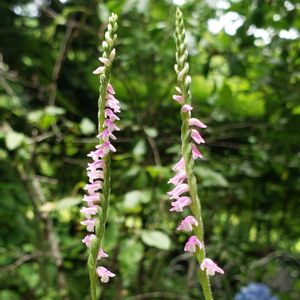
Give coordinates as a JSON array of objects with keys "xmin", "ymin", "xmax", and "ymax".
[{"xmin": 0, "ymin": 0, "xmax": 299, "ymax": 299}]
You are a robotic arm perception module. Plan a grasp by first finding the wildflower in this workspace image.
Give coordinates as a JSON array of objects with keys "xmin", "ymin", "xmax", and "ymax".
[
  {"xmin": 170, "ymin": 196, "xmax": 192, "ymax": 212},
  {"xmin": 182, "ymin": 104, "xmax": 193, "ymax": 112},
  {"xmin": 172, "ymin": 157, "xmax": 185, "ymax": 172},
  {"xmin": 97, "ymin": 248, "xmax": 109, "ymax": 260},
  {"xmin": 184, "ymin": 235, "xmax": 203, "ymax": 253},
  {"xmin": 80, "ymin": 219, "xmax": 97, "ymax": 232},
  {"xmin": 96, "ymin": 267, "xmax": 116, "ymax": 283},
  {"xmin": 83, "ymin": 12, "xmax": 119, "ymax": 296},
  {"xmin": 177, "ymin": 216, "xmax": 198, "ymax": 232},
  {"xmin": 192, "ymin": 144, "xmax": 203, "ymax": 159},
  {"xmin": 167, "ymin": 183, "xmax": 189, "ymax": 199},
  {"xmin": 200, "ymin": 258, "xmax": 224, "ymax": 276},
  {"xmin": 168, "ymin": 170, "xmax": 187, "ymax": 185},
  {"xmin": 173, "ymin": 94, "xmax": 184, "ymax": 104},
  {"xmin": 191, "ymin": 129, "xmax": 205, "ymax": 144},
  {"xmin": 80, "ymin": 206, "xmax": 98, "ymax": 219},
  {"xmin": 82, "ymin": 234, "xmax": 96, "ymax": 248},
  {"xmin": 188, "ymin": 117, "xmax": 207, "ymax": 128}
]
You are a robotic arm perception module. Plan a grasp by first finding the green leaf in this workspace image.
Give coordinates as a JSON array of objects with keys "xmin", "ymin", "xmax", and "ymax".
[
  {"xmin": 5, "ymin": 131, "xmax": 26, "ymax": 150},
  {"xmin": 79, "ymin": 118, "xmax": 96, "ymax": 135},
  {"xmin": 55, "ymin": 196, "xmax": 82, "ymax": 210},
  {"xmin": 123, "ymin": 190, "xmax": 150, "ymax": 213},
  {"xmin": 133, "ymin": 139, "xmax": 146, "ymax": 158},
  {"xmin": 45, "ymin": 106, "xmax": 65, "ymax": 115},
  {"xmin": 118, "ymin": 239, "xmax": 144, "ymax": 264},
  {"xmin": 194, "ymin": 166, "xmax": 228, "ymax": 187},
  {"xmin": 144, "ymin": 127, "xmax": 158, "ymax": 138},
  {"xmin": 141, "ymin": 230, "xmax": 171, "ymax": 250}
]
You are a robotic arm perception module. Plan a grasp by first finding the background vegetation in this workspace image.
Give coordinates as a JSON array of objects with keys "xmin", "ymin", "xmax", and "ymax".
[{"xmin": 0, "ymin": 0, "xmax": 299, "ymax": 299}]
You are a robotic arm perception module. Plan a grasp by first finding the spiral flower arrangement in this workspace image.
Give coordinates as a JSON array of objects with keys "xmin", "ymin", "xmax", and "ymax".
[
  {"xmin": 167, "ymin": 8, "xmax": 224, "ymax": 300},
  {"xmin": 80, "ymin": 13, "xmax": 119, "ymax": 300}
]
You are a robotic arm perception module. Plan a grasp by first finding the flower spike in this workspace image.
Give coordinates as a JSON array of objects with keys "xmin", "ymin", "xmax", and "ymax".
[
  {"xmin": 166, "ymin": 7, "xmax": 224, "ymax": 300},
  {"xmin": 81, "ymin": 13, "xmax": 119, "ymax": 300}
]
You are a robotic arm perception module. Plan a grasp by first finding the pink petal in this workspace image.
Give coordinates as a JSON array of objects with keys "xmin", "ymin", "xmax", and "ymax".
[
  {"xmin": 93, "ymin": 66, "xmax": 105, "ymax": 75},
  {"xmin": 191, "ymin": 129, "xmax": 205, "ymax": 144},
  {"xmin": 99, "ymin": 57, "xmax": 110, "ymax": 66},
  {"xmin": 172, "ymin": 95, "xmax": 184, "ymax": 104},
  {"xmin": 107, "ymin": 83, "xmax": 115, "ymax": 95},
  {"xmin": 188, "ymin": 118, "xmax": 207, "ymax": 128},
  {"xmin": 192, "ymin": 144, "xmax": 203, "ymax": 159},
  {"xmin": 182, "ymin": 104, "xmax": 193, "ymax": 112}
]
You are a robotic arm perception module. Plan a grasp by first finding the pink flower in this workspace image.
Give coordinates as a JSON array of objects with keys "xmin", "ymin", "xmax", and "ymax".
[
  {"xmin": 200, "ymin": 258, "xmax": 224, "ymax": 276},
  {"xmin": 170, "ymin": 196, "xmax": 191, "ymax": 212},
  {"xmin": 184, "ymin": 235, "xmax": 203, "ymax": 253},
  {"xmin": 168, "ymin": 170, "xmax": 187, "ymax": 185},
  {"xmin": 87, "ymin": 160, "xmax": 104, "ymax": 171},
  {"xmin": 87, "ymin": 150, "xmax": 103, "ymax": 161},
  {"xmin": 97, "ymin": 248, "xmax": 109, "ymax": 260},
  {"xmin": 96, "ymin": 267, "xmax": 116, "ymax": 283},
  {"xmin": 96, "ymin": 141, "xmax": 116, "ymax": 155},
  {"xmin": 84, "ymin": 182, "xmax": 102, "ymax": 194},
  {"xmin": 82, "ymin": 83, "xmax": 120, "ymax": 274},
  {"xmin": 191, "ymin": 129, "xmax": 205, "ymax": 144},
  {"xmin": 167, "ymin": 183, "xmax": 189, "ymax": 199},
  {"xmin": 83, "ymin": 193, "xmax": 100, "ymax": 206},
  {"xmin": 172, "ymin": 157, "xmax": 185, "ymax": 172},
  {"xmin": 105, "ymin": 108, "xmax": 120, "ymax": 122},
  {"xmin": 173, "ymin": 94, "xmax": 184, "ymax": 104},
  {"xmin": 192, "ymin": 144, "xmax": 203, "ymax": 159},
  {"xmin": 93, "ymin": 66, "xmax": 105, "ymax": 75},
  {"xmin": 98, "ymin": 57, "xmax": 110, "ymax": 66},
  {"xmin": 182, "ymin": 104, "xmax": 193, "ymax": 112},
  {"xmin": 188, "ymin": 118, "xmax": 207, "ymax": 128},
  {"xmin": 103, "ymin": 119, "xmax": 120, "ymax": 132},
  {"xmin": 97, "ymin": 129, "xmax": 116, "ymax": 141},
  {"xmin": 107, "ymin": 83, "xmax": 115, "ymax": 95},
  {"xmin": 106, "ymin": 94, "xmax": 121, "ymax": 113},
  {"xmin": 80, "ymin": 218, "xmax": 97, "ymax": 232},
  {"xmin": 82, "ymin": 234, "xmax": 96, "ymax": 247},
  {"xmin": 88, "ymin": 170, "xmax": 104, "ymax": 182},
  {"xmin": 80, "ymin": 206, "xmax": 98, "ymax": 219},
  {"xmin": 177, "ymin": 216, "xmax": 198, "ymax": 232}
]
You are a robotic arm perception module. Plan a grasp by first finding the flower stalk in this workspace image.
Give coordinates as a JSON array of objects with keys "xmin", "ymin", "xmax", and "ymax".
[
  {"xmin": 80, "ymin": 13, "xmax": 119, "ymax": 300},
  {"xmin": 167, "ymin": 7, "xmax": 225, "ymax": 300}
]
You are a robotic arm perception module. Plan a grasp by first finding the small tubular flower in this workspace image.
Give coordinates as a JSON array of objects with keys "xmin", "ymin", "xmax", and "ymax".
[
  {"xmin": 96, "ymin": 267, "xmax": 116, "ymax": 283},
  {"xmin": 172, "ymin": 157, "xmax": 185, "ymax": 172},
  {"xmin": 80, "ymin": 219, "xmax": 96, "ymax": 232},
  {"xmin": 191, "ymin": 129, "xmax": 205, "ymax": 144},
  {"xmin": 167, "ymin": 183, "xmax": 189, "ymax": 199},
  {"xmin": 182, "ymin": 104, "xmax": 193, "ymax": 112},
  {"xmin": 82, "ymin": 234, "xmax": 96, "ymax": 248},
  {"xmin": 192, "ymin": 143, "xmax": 203, "ymax": 159},
  {"xmin": 97, "ymin": 248, "xmax": 109, "ymax": 260},
  {"xmin": 200, "ymin": 258, "xmax": 224, "ymax": 276},
  {"xmin": 173, "ymin": 94, "xmax": 184, "ymax": 104},
  {"xmin": 168, "ymin": 170, "xmax": 187, "ymax": 185},
  {"xmin": 169, "ymin": 196, "xmax": 192, "ymax": 212},
  {"xmin": 184, "ymin": 235, "xmax": 203, "ymax": 253},
  {"xmin": 188, "ymin": 117, "xmax": 207, "ymax": 128},
  {"xmin": 177, "ymin": 215, "xmax": 198, "ymax": 232},
  {"xmin": 80, "ymin": 206, "xmax": 98, "ymax": 219}
]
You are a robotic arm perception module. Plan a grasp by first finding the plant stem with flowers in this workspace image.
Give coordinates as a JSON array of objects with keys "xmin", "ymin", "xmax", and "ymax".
[
  {"xmin": 167, "ymin": 8, "xmax": 224, "ymax": 300},
  {"xmin": 80, "ymin": 13, "xmax": 119, "ymax": 300}
]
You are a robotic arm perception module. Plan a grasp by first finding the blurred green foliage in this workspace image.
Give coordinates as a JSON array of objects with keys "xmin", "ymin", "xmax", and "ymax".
[{"xmin": 0, "ymin": 0, "xmax": 299, "ymax": 299}]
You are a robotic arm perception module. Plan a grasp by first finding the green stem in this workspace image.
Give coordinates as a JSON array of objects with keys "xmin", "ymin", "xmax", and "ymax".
[
  {"xmin": 86, "ymin": 13, "xmax": 118, "ymax": 300},
  {"xmin": 175, "ymin": 7, "xmax": 213, "ymax": 300}
]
